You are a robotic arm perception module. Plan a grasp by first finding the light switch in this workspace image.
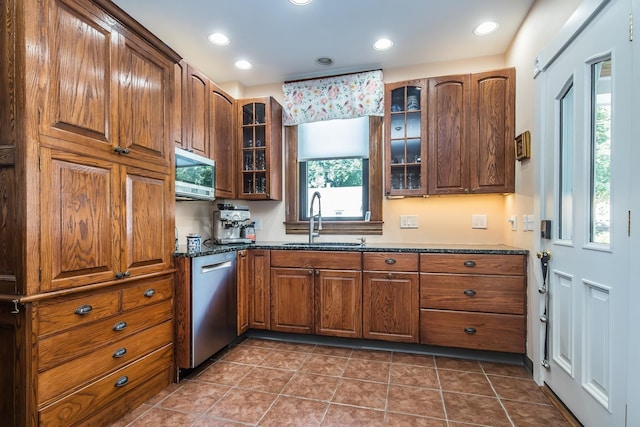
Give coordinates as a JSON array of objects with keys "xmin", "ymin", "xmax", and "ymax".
[
  {"xmin": 508, "ymin": 215, "xmax": 517, "ymax": 231},
  {"xmin": 400, "ymin": 215, "xmax": 418, "ymax": 229},
  {"xmin": 471, "ymin": 214, "xmax": 488, "ymax": 229}
]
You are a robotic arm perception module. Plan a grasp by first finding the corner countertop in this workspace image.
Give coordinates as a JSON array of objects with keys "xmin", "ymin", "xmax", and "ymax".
[{"xmin": 174, "ymin": 241, "xmax": 528, "ymax": 258}]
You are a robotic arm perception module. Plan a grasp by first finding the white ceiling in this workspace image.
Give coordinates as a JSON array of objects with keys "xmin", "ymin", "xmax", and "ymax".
[{"xmin": 112, "ymin": 0, "xmax": 534, "ymax": 87}]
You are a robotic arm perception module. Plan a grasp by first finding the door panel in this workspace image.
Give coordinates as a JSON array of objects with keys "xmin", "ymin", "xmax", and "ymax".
[{"xmin": 40, "ymin": 148, "xmax": 120, "ymax": 290}]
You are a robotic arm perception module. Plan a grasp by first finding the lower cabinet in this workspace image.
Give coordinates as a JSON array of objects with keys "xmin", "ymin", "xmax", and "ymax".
[
  {"xmin": 419, "ymin": 253, "xmax": 526, "ymax": 353},
  {"xmin": 34, "ymin": 276, "xmax": 174, "ymax": 426},
  {"xmin": 249, "ymin": 249, "xmax": 271, "ymax": 330},
  {"xmin": 270, "ymin": 250, "xmax": 362, "ymax": 338},
  {"xmin": 362, "ymin": 253, "xmax": 419, "ymax": 343},
  {"xmin": 237, "ymin": 250, "xmax": 249, "ymax": 335}
]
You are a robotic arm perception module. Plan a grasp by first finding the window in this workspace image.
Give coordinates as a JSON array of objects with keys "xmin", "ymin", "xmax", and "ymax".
[
  {"xmin": 558, "ymin": 82, "xmax": 574, "ymax": 241},
  {"xmin": 284, "ymin": 116, "xmax": 383, "ymax": 235}
]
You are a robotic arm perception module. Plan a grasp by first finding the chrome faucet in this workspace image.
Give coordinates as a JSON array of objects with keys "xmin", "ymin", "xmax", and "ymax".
[{"xmin": 309, "ymin": 191, "xmax": 322, "ymax": 244}]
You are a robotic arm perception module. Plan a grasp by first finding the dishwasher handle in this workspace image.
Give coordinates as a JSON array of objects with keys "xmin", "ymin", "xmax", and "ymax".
[{"xmin": 200, "ymin": 260, "xmax": 233, "ymax": 274}]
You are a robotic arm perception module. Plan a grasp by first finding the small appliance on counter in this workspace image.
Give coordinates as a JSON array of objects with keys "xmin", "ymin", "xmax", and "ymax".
[{"xmin": 212, "ymin": 203, "xmax": 253, "ymax": 244}]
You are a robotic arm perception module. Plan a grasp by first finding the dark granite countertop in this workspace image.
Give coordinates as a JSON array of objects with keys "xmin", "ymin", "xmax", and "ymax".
[{"xmin": 175, "ymin": 241, "xmax": 528, "ymax": 258}]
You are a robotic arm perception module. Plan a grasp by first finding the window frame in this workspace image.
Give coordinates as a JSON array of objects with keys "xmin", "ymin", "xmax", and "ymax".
[{"xmin": 284, "ymin": 116, "xmax": 383, "ymax": 235}]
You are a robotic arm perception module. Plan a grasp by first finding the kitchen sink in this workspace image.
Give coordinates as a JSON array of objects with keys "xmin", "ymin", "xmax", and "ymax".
[{"xmin": 282, "ymin": 242, "xmax": 363, "ymax": 247}]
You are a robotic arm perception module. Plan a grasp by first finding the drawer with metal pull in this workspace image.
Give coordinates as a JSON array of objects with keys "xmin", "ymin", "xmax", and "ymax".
[
  {"xmin": 419, "ymin": 254, "xmax": 525, "ymax": 275},
  {"xmin": 420, "ymin": 273, "xmax": 525, "ymax": 314},
  {"xmin": 419, "ymin": 309, "xmax": 525, "ymax": 353},
  {"xmin": 363, "ymin": 252, "xmax": 419, "ymax": 272},
  {"xmin": 38, "ymin": 299, "xmax": 172, "ymax": 370}
]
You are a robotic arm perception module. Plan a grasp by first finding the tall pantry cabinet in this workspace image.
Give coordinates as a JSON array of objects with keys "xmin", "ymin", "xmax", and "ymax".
[{"xmin": 0, "ymin": 0, "xmax": 179, "ymax": 425}]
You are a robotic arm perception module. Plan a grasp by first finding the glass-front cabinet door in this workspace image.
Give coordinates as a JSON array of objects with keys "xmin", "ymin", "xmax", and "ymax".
[
  {"xmin": 384, "ymin": 80, "xmax": 427, "ymax": 196},
  {"xmin": 237, "ymin": 97, "xmax": 282, "ymax": 200}
]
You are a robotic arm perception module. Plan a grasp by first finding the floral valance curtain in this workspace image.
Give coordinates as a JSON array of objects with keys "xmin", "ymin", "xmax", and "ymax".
[{"xmin": 282, "ymin": 70, "xmax": 384, "ymax": 126}]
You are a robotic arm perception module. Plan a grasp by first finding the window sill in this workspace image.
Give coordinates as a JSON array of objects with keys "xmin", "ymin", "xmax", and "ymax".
[{"xmin": 284, "ymin": 221, "xmax": 383, "ymax": 235}]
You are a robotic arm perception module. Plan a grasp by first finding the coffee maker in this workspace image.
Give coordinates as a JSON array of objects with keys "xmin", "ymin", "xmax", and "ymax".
[{"xmin": 212, "ymin": 204, "xmax": 252, "ymax": 244}]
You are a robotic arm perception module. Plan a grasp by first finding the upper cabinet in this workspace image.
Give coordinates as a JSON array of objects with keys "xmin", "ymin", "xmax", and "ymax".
[
  {"xmin": 384, "ymin": 80, "xmax": 427, "ymax": 197},
  {"xmin": 384, "ymin": 68, "xmax": 515, "ymax": 196},
  {"xmin": 183, "ymin": 65, "xmax": 210, "ymax": 158},
  {"xmin": 237, "ymin": 97, "xmax": 283, "ymax": 200},
  {"xmin": 469, "ymin": 68, "xmax": 515, "ymax": 194},
  {"xmin": 210, "ymin": 83, "xmax": 236, "ymax": 199},
  {"xmin": 40, "ymin": 0, "xmax": 173, "ymax": 172}
]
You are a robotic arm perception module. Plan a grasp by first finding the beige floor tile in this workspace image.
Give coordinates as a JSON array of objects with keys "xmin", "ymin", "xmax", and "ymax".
[
  {"xmin": 300, "ymin": 354, "xmax": 349, "ymax": 376},
  {"xmin": 332, "ymin": 378, "xmax": 388, "ymax": 410},
  {"xmin": 159, "ymin": 380, "xmax": 229, "ymax": 414},
  {"xmin": 281, "ymin": 372, "xmax": 340, "ymax": 401},
  {"xmin": 322, "ymin": 404, "xmax": 385, "ymax": 427},
  {"xmin": 237, "ymin": 366, "xmax": 294, "ymax": 394},
  {"xmin": 443, "ymin": 392, "xmax": 511, "ymax": 426},
  {"xmin": 387, "ymin": 385, "xmax": 445, "ymax": 418},
  {"xmin": 205, "ymin": 388, "xmax": 277, "ymax": 424},
  {"xmin": 342, "ymin": 358, "xmax": 390, "ymax": 383},
  {"xmin": 257, "ymin": 349, "xmax": 310, "ymax": 370},
  {"xmin": 196, "ymin": 361, "xmax": 253, "ymax": 386},
  {"xmin": 489, "ymin": 374, "xmax": 552, "ymax": 405},
  {"xmin": 438, "ymin": 369, "xmax": 495, "ymax": 396},
  {"xmin": 128, "ymin": 407, "xmax": 199, "ymax": 426},
  {"xmin": 259, "ymin": 396, "xmax": 328, "ymax": 426},
  {"xmin": 385, "ymin": 412, "xmax": 447, "ymax": 427},
  {"xmin": 349, "ymin": 348, "xmax": 393, "ymax": 362},
  {"xmin": 434, "ymin": 356, "xmax": 482, "ymax": 372},
  {"xmin": 390, "ymin": 364, "xmax": 439, "ymax": 389},
  {"xmin": 481, "ymin": 360, "xmax": 532, "ymax": 378},
  {"xmin": 502, "ymin": 400, "xmax": 572, "ymax": 426},
  {"xmin": 391, "ymin": 352, "xmax": 436, "ymax": 367}
]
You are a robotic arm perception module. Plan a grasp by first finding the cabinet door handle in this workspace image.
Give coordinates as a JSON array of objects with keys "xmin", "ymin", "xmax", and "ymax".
[
  {"xmin": 463, "ymin": 289, "xmax": 477, "ymax": 297},
  {"xmin": 464, "ymin": 327, "xmax": 477, "ymax": 335},
  {"xmin": 143, "ymin": 288, "xmax": 156, "ymax": 298},
  {"xmin": 308, "ymin": 270, "xmax": 313, "ymax": 276},
  {"xmin": 113, "ymin": 348, "xmax": 127, "ymax": 358},
  {"xmin": 123, "ymin": 271, "xmax": 130, "ymax": 278},
  {"xmin": 463, "ymin": 260, "xmax": 476, "ymax": 268},
  {"xmin": 114, "ymin": 376, "xmax": 129, "ymax": 387},
  {"xmin": 74, "ymin": 304, "xmax": 93, "ymax": 315},
  {"xmin": 314, "ymin": 269, "xmax": 320, "ymax": 276},
  {"xmin": 112, "ymin": 321, "xmax": 127, "ymax": 331},
  {"xmin": 384, "ymin": 258, "xmax": 396, "ymax": 264},
  {"xmin": 115, "ymin": 272, "xmax": 124, "ymax": 279},
  {"xmin": 113, "ymin": 146, "xmax": 122, "ymax": 154}
]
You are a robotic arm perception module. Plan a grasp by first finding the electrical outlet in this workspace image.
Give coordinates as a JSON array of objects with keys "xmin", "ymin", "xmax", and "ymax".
[
  {"xmin": 253, "ymin": 218, "xmax": 262, "ymax": 230},
  {"xmin": 400, "ymin": 215, "xmax": 418, "ymax": 229},
  {"xmin": 471, "ymin": 214, "xmax": 487, "ymax": 229}
]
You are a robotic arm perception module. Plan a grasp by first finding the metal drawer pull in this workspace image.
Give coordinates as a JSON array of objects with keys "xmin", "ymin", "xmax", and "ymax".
[
  {"xmin": 387, "ymin": 272, "xmax": 393, "ymax": 279},
  {"xmin": 463, "ymin": 260, "xmax": 476, "ymax": 268},
  {"xmin": 114, "ymin": 376, "xmax": 129, "ymax": 387},
  {"xmin": 143, "ymin": 288, "xmax": 156, "ymax": 298},
  {"xmin": 464, "ymin": 327, "xmax": 477, "ymax": 335},
  {"xmin": 463, "ymin": 289, "xmax": 477, "ymax": 297},
  {"xmin": 74, "ymin": 304, "xmax": 93, "ymax": 315},
  {"xmin": 112, "ymin": 321, "xmax": 127, "ymax": 331},
  {"xmin": 385, "ymin": 258, "xmax": 396, "ymax": 264},
  {"xmin": 113, "ymin": 348, "xmax": 127, "ymax": 358}
]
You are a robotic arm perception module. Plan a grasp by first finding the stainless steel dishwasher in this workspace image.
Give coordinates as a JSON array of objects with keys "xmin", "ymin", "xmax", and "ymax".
[{"xmin": 190, "ymin": 251, "xmax": 237, "ymax": 368}]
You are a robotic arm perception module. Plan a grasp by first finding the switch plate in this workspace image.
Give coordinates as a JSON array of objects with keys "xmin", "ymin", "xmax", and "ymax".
[
  {"xmin": 400, "ymin": 215, "xmax": 418, "ymax": 229},
  {"xmin": 471, "ymin": 214, "xmax": 487, "ymax": 229},
  {"xmin": 522, "ymin": 214, "xmax": 535, "ymax": 231},
  {"xmin": 508, "ymin": 215, "xmax": 517, "ymax": 231}
]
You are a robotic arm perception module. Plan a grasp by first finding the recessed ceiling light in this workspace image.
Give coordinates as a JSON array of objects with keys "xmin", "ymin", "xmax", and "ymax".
[
  {"xmin": 289, "ymin": 0, "xmax": 312, "ymax": 5},
  {"xmin": 373, "ymin": 38, "xmax": 393, "ymax": 51},
  {"xmin": 315, "ymin": 57, "xmax": 334, "ymax": 66},
  {"xmin": 208, "ymin": 32, "xmax": 229, "ymax": 46},
  {"xmin": 473, "ymin": 21, "xmax": 498, "ymax": 36},
  {"xmin": 235, "ymin": 60, "xmax": 252, "ymax": 70}
]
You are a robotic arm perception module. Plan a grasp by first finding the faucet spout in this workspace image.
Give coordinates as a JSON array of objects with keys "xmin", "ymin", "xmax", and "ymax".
[{"xmin": 309, "ymin": 191, "xmax": 322, "ymax": 244}]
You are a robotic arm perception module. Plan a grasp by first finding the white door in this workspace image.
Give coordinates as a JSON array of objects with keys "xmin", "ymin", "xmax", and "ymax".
[{"xmin": 538, "ymin": 0, "xmax": 630, "ymax": 426}]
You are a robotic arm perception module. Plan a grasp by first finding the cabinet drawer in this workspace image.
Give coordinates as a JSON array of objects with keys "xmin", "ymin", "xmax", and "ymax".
[
  {"xmin": 121, "ymin": 277, "xmax": 173, "ymax": 311},
  {"xmin": 38, "ymin": 289, "xmax": 120, "ymax": 336},
  {"xmin": 419, "ymin": 309, "xmax": 525, "ymax": 353},
  {"xmin": 38, "ymin": 345, "xmax": 172, "ymax": 427},
  {"xmin": 271, "ymin": 250, "xmax": 361, "ymax": 270},
  {"xmin": 363, "ymin": 252, "xmax": 419, "ymax": 272},
  {"xmin": 38, "ymin": 320, "xmax": 172, "ymax": 405},
  {"xmin": 39, "ymin": 299, "xmax": 173, "ymax": 370},
  {"xmin": 420, "ymin": 253, "xmax": 525, "ymax": 275},
  {"xmin": 420, "ymin": 274, "xmax": 525, "ymax": 314}
]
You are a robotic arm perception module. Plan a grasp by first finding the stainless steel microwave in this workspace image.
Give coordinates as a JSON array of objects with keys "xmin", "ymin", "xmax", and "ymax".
[{"xmin": 175, "ymin": 148, "xmax": 216, "ymax": 201}]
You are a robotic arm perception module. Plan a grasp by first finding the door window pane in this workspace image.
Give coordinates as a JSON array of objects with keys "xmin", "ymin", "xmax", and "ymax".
[
  {"xmin": 590, "ymin": 59, "xmax": 611, "ymax": 244},
  {"xmin": 559, "ymin": 84, "xmax": 574, "ymax": 241}
]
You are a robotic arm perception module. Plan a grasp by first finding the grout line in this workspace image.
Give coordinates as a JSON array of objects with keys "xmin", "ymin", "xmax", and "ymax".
[{"xmin": 480, "ymin": 363, "xmax": 516, "ymax": 427}]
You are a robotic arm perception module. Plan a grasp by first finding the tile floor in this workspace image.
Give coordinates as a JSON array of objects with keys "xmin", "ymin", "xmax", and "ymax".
[{"xmin": 110, "ymin": 338, "xmax": 571, "ymax": 427}]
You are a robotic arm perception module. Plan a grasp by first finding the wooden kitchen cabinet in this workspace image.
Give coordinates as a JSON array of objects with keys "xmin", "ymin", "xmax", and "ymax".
[
  {"xmin": 271, "ymin": 267, "xmax": 315, "ymax": 334},
  {"xmin": 419, "ymin": 253, "xmax": 526, "ymax": 352},
  {"xmin": 0, "ymin": 0, "xmax": 179, "ymax": 424},
  {"xmin": 237, "ymin": 250, "xmax": 249, "ymax": 335},
  {"xmin": 384, "ymin": 80, "xmax": 428, "ymax": 196},
  {"xmin": 362, "ymin": 253, "xmax": 419, "ymax": 343},
  {"xmin": 237, "ymin": 97, "xmax": 283, "ymax": 200},
  {"xmin": 210, "ymin": 82, "xmax": 236, "ymax": 198},
  {"xmin": 183, "ymin": 64, "xmax": 210, "ymax": 157},
  {"xmin": 249, "ymin": 249, "xmax": 272, "ymax": 330},
  {"xmin": 427, "ymin": 68, "xmax": 515, "ymax": 194},
  {"xmin": 469, "ymin": 68, "xmax": 515, "ymax": 194},
  {"xmin": 39, "ymin": 148, "xmax": 173, "ymax": 291},
  {"xmin": 270, "ymin": 250, "xmax": 362, "ymax": 338}
]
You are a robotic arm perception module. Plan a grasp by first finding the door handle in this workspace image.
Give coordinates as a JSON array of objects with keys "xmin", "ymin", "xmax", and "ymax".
[{"xmin": 201, "ymin": 261, "xmax": 233, "ymax": 273}]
